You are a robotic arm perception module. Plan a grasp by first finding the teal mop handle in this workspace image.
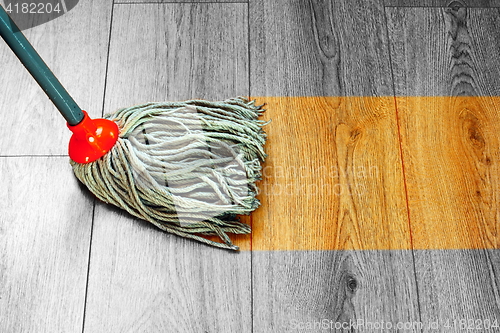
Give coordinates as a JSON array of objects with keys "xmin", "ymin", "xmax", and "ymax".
[{"xmin": 0, "ymin": 5, "xmax": 84, "ymax": 125}]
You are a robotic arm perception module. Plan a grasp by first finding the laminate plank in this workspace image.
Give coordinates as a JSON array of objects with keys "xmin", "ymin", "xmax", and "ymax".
[
  {"xmin": 253, "ymin": 250, "xmax": 419, "ymax": 331},
  {"xmin": 103, "ymin": 3, "xmax": 248, "ymax": 110},
  {"xmin": 116, "ymin": 0, "xmax": 244, "ymax": 3},
  {"xmin": 386, "ymin": 6, "xmax": 500, "ymax": 330},
  {"xmin": 385, "ymin": 0, "xmax": 500, "ymax": 7},
  {"xmin": 83, "ymin": 4, "xmax": 251, "ymax": 332},
  {"xmin": 250, "ymin": 0, "xmax": 420, "ymax": 331},
  {"xmin": 251, "ymin": 96, "xmax": 411, "ymax": 252},
  {"xmin": 0, "ymin": 1, "xmax": 113, "ymax": 156},
  {"xmin": 0, "ymin": 157, "xmax": 93, "ymax": 332},
  {"xmin": 251, "ymin": 1, "xmax": 393, "ymax": 97},
  {"xmin": 412, "ymin": 249, "xmax": 500, "ymax": 331}
]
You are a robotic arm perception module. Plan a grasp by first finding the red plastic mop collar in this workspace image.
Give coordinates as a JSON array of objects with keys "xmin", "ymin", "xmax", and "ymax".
[{"xmin": 67, "ymin": 111, "xmax": 119, "ymax": 164}]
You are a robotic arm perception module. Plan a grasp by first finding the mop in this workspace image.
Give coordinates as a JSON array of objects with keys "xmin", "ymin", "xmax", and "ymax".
[{"xmin": 0, "ymin": 6, "xmax": 266, "ymax": 250}]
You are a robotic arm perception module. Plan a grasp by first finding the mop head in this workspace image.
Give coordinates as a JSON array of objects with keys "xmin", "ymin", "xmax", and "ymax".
[{"xmin": 70, "ymin": 97, "xmax": 266, "ymax": 250}]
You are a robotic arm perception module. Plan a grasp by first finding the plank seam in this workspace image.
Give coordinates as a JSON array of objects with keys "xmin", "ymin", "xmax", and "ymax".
[
  {"xmin": 247, "ymin": 2, "xmax": 254, "ymax": 332},
  {"xmin": 484, "ymin": 249, "xmax": 500, "ymax": 309},
  {"xmin": 100, "ymin": 3, "xmax": 116, "ymax": 118},
  {"xmin": 81, "ymin": 2, "xmax": 115, "ymax": 332},
  {"xmin": 80, "ymin": 199, "xmax": 97, "ymax": 333},
  {"xmin": 383, "ymin": 5, "xmax": 424, "ymax": 327}
]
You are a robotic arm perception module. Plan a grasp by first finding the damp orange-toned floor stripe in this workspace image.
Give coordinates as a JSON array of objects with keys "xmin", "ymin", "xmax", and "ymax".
[{"xmin": 208, "ymin": 96, "xmax": 500, "ymax": 251}]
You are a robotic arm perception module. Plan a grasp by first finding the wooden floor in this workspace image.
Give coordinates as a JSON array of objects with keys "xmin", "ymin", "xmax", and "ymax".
[{"xmin": 1, "ymin": 0, "xmax": 500, "ymax": 332}]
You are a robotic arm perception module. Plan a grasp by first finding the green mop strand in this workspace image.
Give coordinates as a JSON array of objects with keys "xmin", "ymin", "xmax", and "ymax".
[
  {"xmin": 0, "ymin": 5, "xmax": 267, "ymax": 250},
  {"xmin": 71, "ymin": 98, "xmax": 267, "ymax": 250}
]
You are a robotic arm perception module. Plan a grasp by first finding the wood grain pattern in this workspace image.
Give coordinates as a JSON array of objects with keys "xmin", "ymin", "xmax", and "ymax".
[
  {"xmin": 413, "ymin": 249, "xmax": 500, "ymax": 331},
  {"xmin": 104, "ymin": 3, "xmax": 249, "ymax": 110},
  {"xmin": 116, "ymin": 0, "xmax": 244, "ymax": 3},
  {"xmin": 387, "ymin": 6, "xmax": 500, "ymax": 248},
  {"xmin": 251, "ymin": 0, "xmax": 394, "ymax": 97},
  {"xmin": 386, "ymin": 6, "xmax": 500, "ymax": 330},
  {"xmin": 84, "ymin": 206, "xmax": 252, "ymax": 332},
  {"xmin": 0, "ymin": 157, "xmax": 93, "ymax": 332},
  {"xmin": 83, "ymin": 4, "xmax": 252, "ymax": 332},
  {"xmin": 250, "ymin": 0, "xmax": 420, "ymax": 331},
  {"xmin": 3, "ymin": 1, "xmax": 500, "ymax": 331},
  {"xmin": 385, "ymin": 0, "xmax": 500, "ymax": 7},
  {"xmin": 253, "ymin": 250, "xmax": 420, "ymax": 331},
  {"xmin": 251, "ymin": 96, "xmax": 411, "ymax": 251},
  {"xmin": 0, "ymin": 1, "xmax": 112, "ymax": 156}
]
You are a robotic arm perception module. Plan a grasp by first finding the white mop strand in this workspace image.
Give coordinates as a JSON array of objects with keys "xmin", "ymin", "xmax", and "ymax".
[{"xmin": 71, "ymin": 97, "xmax": 267, "ymax": 250}]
